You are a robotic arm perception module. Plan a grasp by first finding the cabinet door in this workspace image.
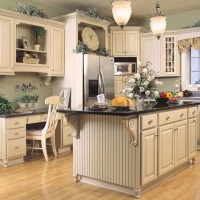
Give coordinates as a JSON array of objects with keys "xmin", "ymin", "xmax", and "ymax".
[
  {"xmin": 158, "ymin": 124, "xmax": 174, "ymax": 176},
  {"xmin": 125, "ymin": 31, "xmax": 138, "ymax": 56},
  {"xmin": 112, "ymin": 31, "xmax": 125, "ymax": 56},
  {"xmin": 188, "ymin": 117, "xmax": 197, "ymax": 159},
  {"xmin": 0, "ymin": 16, "xmax": 13, "ymax": 75},
  {"xmin": 141, "ymin": 37, "xmax": 161, "ymax": 76},
  {"xmin": 141, "ymin": 128, "xmax": 157, "ymax": 185},
  {"xmin": 174, "ymin": 120, "xmax": 187, "ymax": 167},
  {"xmin": 62, "ymin": 126, "xmax": 73, "ymax": 146},
  {"xmin": 50, "ymin": 27, "xmax": 65, "ymax": 76},
  {"xmin": 161, "ymin": 35, "xmax": 179, "ymax": 76}
]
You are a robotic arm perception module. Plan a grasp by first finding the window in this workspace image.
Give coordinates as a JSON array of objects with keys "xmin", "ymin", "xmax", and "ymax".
[{"xmin": 190, "ymin": 48, "xmax": 200, "ymax": 85}]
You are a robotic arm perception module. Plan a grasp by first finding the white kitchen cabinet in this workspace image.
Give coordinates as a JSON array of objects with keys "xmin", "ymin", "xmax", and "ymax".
[
  {"xmin": 62, "ymin": 126, "xmax": 73, "ymax": 146},
  {"xmin": 158, "ymin": 124, "xmax": 174, "ymax": 176},
  {"xmin": 140, "ymin": 36, "xmax": 161, "ymax": 76},
  {"xmin": 174, "ymin": 120, "xmax": 187, "ymax": 167},
  {"xmin": 50, "ymin": 27, "xmax": 65, "ymax": 76},
  {"xmin": 188, "ymin": 117, "xmax": 197, "ymax": 159},
  {"xmin": 0, "ymin": 16, "xmax": 14, "ymax": 75},
  {"xmin": 141, "ymin": 128, "xmax": 157, "ymax": 185},
  {"xmin": 141, "ymin": 33, "xmax": 180, "ymax": 77},
  {"xmin": 111, "ymin": 28, "xmax": 139, "ymax": 57},
  {"xmin": 161, "ymin": 35, "xmax": 179, "ymax": 76}
]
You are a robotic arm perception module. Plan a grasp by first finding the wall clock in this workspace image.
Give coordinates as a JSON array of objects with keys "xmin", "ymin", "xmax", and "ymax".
[{"xmin": 81, "ymin": 27, "xmax": 99, "ymax": 51}]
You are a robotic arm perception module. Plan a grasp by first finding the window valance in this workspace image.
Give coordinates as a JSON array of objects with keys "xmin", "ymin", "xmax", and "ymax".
[{"xmin": 177, "ymin": 37, "xmax": 200, "ymax": 53}]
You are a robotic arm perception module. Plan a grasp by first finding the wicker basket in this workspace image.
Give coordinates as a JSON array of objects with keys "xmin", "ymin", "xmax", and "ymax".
[{"xmin": 23, "ymin": 57, "xmax": 39, "ymax": 64}]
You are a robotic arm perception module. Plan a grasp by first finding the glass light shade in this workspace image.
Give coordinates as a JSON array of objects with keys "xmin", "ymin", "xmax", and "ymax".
[
  {"xmin": 150, "ymin": 16, "xmax": 166, "ymax": 39},
  {"xmin": 112, "ymin": 0, "xmax": 132, "ymax": 28}
]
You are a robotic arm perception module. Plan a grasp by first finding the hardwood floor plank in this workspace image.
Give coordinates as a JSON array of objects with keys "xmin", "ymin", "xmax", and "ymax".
[{"xmin": 0, "ymin": 152, "xmax": 199, "ymax": 200}]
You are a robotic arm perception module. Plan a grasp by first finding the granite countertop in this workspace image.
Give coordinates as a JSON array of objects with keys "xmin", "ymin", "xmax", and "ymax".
[
  {"xmin": 0, "ymin": 108, "xmax": 48, "ymax": 118},
  {"xmin": 58, "ymin": 102, "xmax": 200, "ymax": 116}
]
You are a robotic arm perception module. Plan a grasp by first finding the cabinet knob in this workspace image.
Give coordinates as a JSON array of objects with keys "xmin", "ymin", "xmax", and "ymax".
[
  {"xmin": 15, "ymin": 146, "xmax": 20, "ymax": 150},
  {"xmin": 14, "ymin": 122, "xmax": 19, "ymax": 125},
  {"xmin": 166, "ymin": 116, "xmax": 170, "ymax": 120},
  {"xmin": 192, "ymin": 111, "xmax": 196, "ymax": 115},
  {"xmin": 148, "ymin": 120, "xmax": 153, "ymax": 124},
  {"xmin": 180, "ymin": 113, "xmax": 184, "ymax": 117},
  {"xmin": 14, "ymin": 132, "xmax": 19, "ymax": 135}
]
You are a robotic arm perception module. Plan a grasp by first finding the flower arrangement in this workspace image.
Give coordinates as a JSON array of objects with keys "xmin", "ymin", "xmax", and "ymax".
[{"xmin": 122, "ymin": 61, "xmax": 162, "ymax": 100}]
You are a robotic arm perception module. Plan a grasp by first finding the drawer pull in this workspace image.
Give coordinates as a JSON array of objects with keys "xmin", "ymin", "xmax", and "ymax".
[
  {"xmin": 148, "ymin": 120, "xmax": 153, "ymax": 124},
  {"xmin": 193, "ymin": 120, "xmax": 196, "ymax": 123},
  {"xmin": 192, "ymin": 111, "xmax": 196, "ymax": 115},
  {"xmin": 180, "ymin": 113, "xmax": 184, "ymax": 117},
  {"xmin": 14, "ymin": 122, "xmax": 19, "ymax": 125},
  {"xmin": 68, "ymin": 134, "xmax": 72, "ymax": 137},
  {"xmin": 14, "ymin": 132, "xmax": 19, "ymax": 136},
  {"xmin": 15, "ymin": 146, "xmax": 20, "ymax": 150},
  {"xmin": 166, "ymin": 116, "xmax": 170, "ymax": 120}
]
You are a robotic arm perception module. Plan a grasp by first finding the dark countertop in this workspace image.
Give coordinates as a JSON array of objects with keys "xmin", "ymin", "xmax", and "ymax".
[
  {"xmin": 58, "ymin": 102, "xmax": 200, "ymax": 117},
  {"xmin": 0, "ymin": 108, "xmax": 48, "ymax": 118}
]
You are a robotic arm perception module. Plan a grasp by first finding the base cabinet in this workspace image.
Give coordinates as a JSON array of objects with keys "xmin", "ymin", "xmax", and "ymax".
[
  {"xmin": 141, "ymin": 128, "xmax": 157, "ymax": 185},
  {"xmin": 158, "ymin": 124, "xmax": 174, "ymax": 176},
  {"xmin": 174, "ymin": 120, "xmax": 187, "ymax": 167},
  {"xmin": 188, "ymin": 117, "xmax": 197, "ymax": 159}
]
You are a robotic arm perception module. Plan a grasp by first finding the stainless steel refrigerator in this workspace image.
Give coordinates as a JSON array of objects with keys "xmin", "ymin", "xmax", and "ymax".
[{"xmin": 83, "ymin": 54, "xmax": 114, "ymax": 108}]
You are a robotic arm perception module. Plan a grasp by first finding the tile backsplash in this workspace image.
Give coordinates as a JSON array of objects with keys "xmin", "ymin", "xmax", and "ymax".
[{"xmin": 0, "ymin": 73, "xmax": 53, "ymax": 109}]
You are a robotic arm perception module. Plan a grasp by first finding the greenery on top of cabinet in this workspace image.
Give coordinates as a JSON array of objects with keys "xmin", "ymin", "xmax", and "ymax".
[
  {"xmin": 0, "ymin": 95, "xmax": 13, "ymax": 114},
  {"xmin": 15, "ymin": 2, "xmax": 48, "ymax": 18}
]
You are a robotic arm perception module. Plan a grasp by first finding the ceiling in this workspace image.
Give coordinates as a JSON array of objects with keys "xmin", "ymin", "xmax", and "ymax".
[{"xmin": 31, "ymin": 0, "xmax": 200, "ymax": 23}]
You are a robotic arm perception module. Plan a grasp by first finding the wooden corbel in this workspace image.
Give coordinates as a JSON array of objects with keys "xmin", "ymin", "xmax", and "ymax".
[
  {"xmin": 122, "ymin": 118, "xmax": 138, "ymax": 146},
  {"xmin": 65, "ymin": 114, "xmax": 80, "ymax": 139}
]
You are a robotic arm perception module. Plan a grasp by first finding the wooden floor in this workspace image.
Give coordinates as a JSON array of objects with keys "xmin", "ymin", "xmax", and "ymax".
[{"xmin": 0, "ymin": 152, "xmax": 200, "ymax": 200}]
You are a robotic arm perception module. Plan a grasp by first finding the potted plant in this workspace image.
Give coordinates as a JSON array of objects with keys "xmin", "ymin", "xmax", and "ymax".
[
  {"xmin": 0, "ymin": 95, "xmax": 13, "ymax": 114},
  {"xmin": 30, "ymin": 94, "xmax": 39, "ymax": 108},
  {"xmin": 32, "ymin": 26, "xmax": 45, "ymax": 51},
  {"xmin": 18, "ymin": 94, "xmax": 31, "ymax": 108}
]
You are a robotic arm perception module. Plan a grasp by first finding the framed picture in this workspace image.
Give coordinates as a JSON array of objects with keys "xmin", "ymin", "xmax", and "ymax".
[
  {"xmin": 22, "ymin": 37, "xmax": 29, "ymax": 49},
  {"xmin": 59, "ymin": 88, "xmax": 71, "ymax": 109}
]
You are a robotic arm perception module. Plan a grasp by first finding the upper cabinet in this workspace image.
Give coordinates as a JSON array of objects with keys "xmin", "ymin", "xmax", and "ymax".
[
  {"xmin": 0, "ymin": 16, "xmax": 14, "ymax": 75},
  {"xmin": 14, "ymin": 20, "xmax": 50, "ymax": 74},
  {"xmin": 141, "ymin": 33, "xmax": 180, "ymax": 77},
  {"xmin": 110, "ymin": 27, "xmax": 141, "ymax": 57},
  {"xmin": 50, "ymin": 27, "xmax": 65, "ymax": 76},
  {"xmin": 0, "ymin": 9, "xmax": 65, "ymax": 77}
]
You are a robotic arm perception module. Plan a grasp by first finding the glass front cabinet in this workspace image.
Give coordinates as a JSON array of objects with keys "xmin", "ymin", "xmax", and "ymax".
[{"xmin": 162, "ymin": 35, "xmax": 179, "ymax": 76}]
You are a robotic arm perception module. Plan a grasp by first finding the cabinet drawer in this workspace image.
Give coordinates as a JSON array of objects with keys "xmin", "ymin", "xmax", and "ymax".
[
  {"xmin": 141, "ymin": 114, "xmax": 157, "ymax": 130},
  {"xmin": 7, "ymin": 128, "xmax": 26, "ymax": 140},
  {"xmin": 62, "ymin": 126, "xmax": 73, "ymax": 146},
  {"xmin": 188, "ymin": 107, "xmax": 198, "ymax": 118},
  {"xmin": 27, "ymin": 115, "xmax": 41, "ymax": 124},
  {"xmin": 175, "ymin": 109, "xmax": 187, "ymax": 121},
  {"xmin": 40, "ymin": 114, "xmax": 48, "ymax": 122},
  {"xmin": 159, "ymin": 110, "xmax": 176, "ymax": 125},
  {"xmin": 5, "ymin": 117, "xmax": 26, "ymax": 129},
  {"xmin": 7, "ymin": 138, "xmax": 26, "ymax": 158}
]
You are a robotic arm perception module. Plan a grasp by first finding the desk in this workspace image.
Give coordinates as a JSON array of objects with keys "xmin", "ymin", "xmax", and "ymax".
[{"xmin": 0, "ymin": 109, "xmax": 73, "ymax": 167}]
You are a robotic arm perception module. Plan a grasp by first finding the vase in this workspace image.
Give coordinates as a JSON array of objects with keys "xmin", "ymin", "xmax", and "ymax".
[
  {"xmin": 34, "ymin": 44, "xmax": 40, "ymax": 51},
  {"xmin": 135, "ymin": 97, "xmax": 145, "ymax": 110}
]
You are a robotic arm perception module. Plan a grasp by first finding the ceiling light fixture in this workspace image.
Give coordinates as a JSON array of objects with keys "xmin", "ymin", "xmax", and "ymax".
[
  {"xmin": 112, "ymin": 0, "xmax": 132, "ymax": 29},
  {"xmin": 150, "ymin": 2, "xmax": 166, "ymax": 39}
]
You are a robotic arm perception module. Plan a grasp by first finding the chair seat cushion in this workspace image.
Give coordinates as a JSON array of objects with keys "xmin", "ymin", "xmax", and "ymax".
[{"xmin": 27, "ymin": 129, "xmax": 42, "ymax": 136}]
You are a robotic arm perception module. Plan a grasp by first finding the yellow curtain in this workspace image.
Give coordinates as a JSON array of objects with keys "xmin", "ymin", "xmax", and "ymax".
[{"xmin": 177, "ymin": 37, "xmax": 200, "ymax": 53}]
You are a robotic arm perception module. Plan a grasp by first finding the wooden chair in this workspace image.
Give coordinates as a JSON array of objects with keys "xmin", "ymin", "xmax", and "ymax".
[{"xmin": 26, "ymin": 96, "xmax": 60, "ymax": 161}]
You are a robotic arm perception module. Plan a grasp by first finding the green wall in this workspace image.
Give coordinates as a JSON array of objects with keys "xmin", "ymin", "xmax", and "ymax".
[{"xmin": 0, "ymin": 73, "xmax": 53, "ymax": 109}]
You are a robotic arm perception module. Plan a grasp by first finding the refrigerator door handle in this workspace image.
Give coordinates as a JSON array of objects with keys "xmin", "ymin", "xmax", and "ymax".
[{"xmin": 98, "ymin": 70, "xmax": 105, "ymax": 94}]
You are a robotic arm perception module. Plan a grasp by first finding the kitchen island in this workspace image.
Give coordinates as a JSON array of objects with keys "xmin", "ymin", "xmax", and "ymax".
[{"xmin": 59, "ymin": 102, "xmax": 200, "ymax": 198}]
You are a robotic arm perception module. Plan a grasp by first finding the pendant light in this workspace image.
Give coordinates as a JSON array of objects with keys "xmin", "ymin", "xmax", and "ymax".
[
  {"xmin": 150, "ymin": 2, "xmax": 166, "ymax": 39},
  {"xmin": 112, "ymin": 0, "xmax": 132, "ymax": 29}
]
